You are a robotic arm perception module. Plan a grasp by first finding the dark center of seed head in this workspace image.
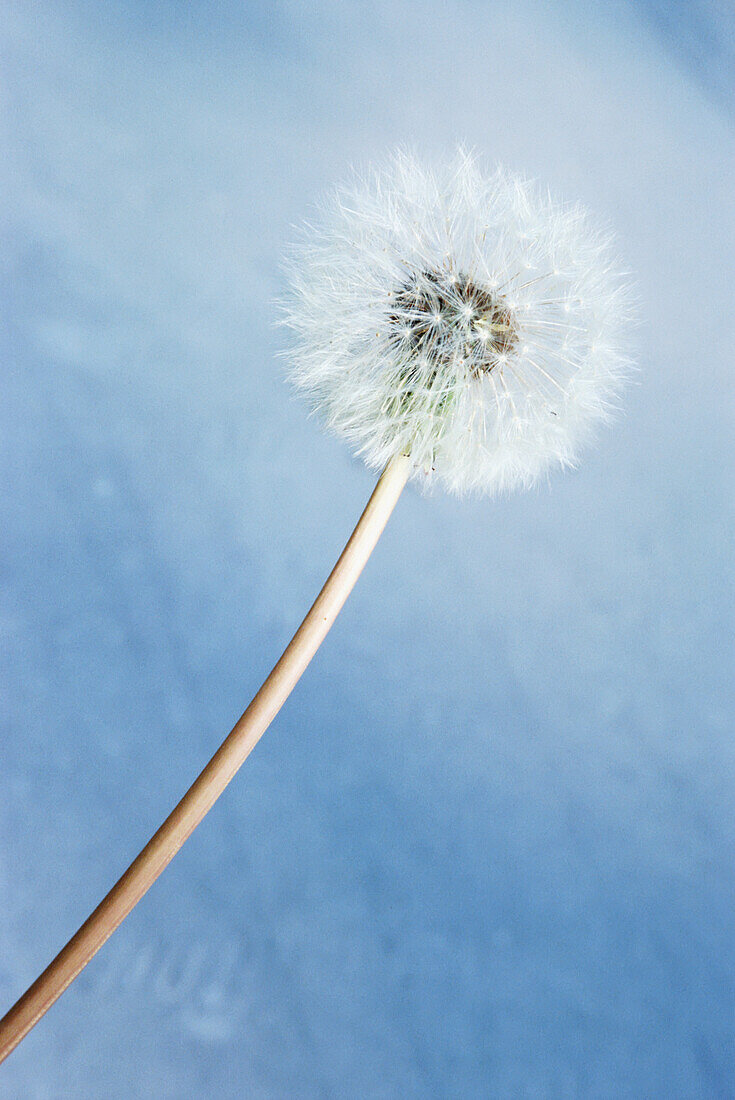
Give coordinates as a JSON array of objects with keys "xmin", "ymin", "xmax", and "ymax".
[{"xmin": 389, "ymin": 269, "xmax": 518, "ymax": 374}]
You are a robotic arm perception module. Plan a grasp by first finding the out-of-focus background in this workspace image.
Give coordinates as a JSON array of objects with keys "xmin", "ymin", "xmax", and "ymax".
[{"xmin": 1, "ymin": 2, "xmax": 733, "ymax": 1096}]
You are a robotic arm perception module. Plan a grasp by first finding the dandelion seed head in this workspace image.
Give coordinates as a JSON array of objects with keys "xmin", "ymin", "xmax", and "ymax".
[{"xmin": 282, "ymin": 149, "xmax": 635, "ymax": 496}]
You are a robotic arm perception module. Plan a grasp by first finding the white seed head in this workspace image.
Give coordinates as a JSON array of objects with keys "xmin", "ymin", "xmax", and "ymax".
[{"xmin": 282, "ymin": 149, "xmax": 635, "ymax": 496}]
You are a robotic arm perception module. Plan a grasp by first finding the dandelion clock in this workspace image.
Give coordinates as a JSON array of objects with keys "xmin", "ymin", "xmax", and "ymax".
[
  {"xmin": 0, "ymin": 150, "xmax": 634, "ymax": 1059},
  {"xmin": 286, "ymin": 149, "xmax": 632, "ymax": 496}
]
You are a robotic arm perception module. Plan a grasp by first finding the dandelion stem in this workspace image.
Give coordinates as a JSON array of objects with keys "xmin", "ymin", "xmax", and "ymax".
[{"xmin": 0, "ymin": 452, "xmax": 412, "ymax": 1064}]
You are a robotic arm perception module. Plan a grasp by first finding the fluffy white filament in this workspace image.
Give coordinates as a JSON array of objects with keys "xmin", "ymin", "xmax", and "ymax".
[{"xmin": 282, "ymin": 150, "xmax": 634, "ymax": 496}]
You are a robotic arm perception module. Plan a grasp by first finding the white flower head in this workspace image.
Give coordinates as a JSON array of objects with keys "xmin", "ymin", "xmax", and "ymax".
[{"xmin": 282, "ymin": 149, "xmax": 634, "ymax": 496}]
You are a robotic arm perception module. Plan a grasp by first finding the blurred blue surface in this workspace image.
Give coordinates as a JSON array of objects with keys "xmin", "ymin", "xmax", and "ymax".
[{"xmin": 1, "ymin": 1, "xmax": 734, "ymax": 1096}]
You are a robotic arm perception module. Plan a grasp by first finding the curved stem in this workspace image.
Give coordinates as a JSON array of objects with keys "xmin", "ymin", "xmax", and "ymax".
[{"xmin": 0, "ymin": 453, "xmax": 412, "ymax": 1064}]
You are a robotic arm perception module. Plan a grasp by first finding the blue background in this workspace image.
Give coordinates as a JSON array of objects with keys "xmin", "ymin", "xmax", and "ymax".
[{"xmin": 2, "ymin": 2, "xmax": 734, "ymax": 1096}]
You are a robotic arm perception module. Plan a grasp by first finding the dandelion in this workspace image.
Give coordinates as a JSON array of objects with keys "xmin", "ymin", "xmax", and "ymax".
[
  {"xmin": 0, "ymin": 150, "xmax": 634, "ymax": 1060},
  {"xmin": 284, "ymin": 149, "xmax": 633, "ymax": 495}
]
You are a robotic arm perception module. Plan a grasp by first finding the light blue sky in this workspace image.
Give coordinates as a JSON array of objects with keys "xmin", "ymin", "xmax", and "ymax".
[{"xmin": 2, "ymin": 2, "xmax": 734, "ymax": 1096}]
